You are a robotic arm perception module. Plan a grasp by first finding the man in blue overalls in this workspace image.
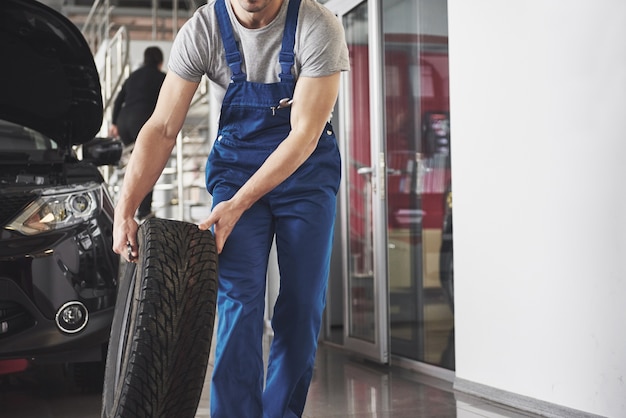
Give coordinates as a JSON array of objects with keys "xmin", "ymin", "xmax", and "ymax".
[{"xmin": 112, "ymin": 0, "xmax": 349, "ymax": 416}]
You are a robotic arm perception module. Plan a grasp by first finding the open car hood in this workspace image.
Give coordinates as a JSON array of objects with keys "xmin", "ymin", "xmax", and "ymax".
[{"xmin": 0, "ymin": 0, "xmax": 103, "ymax": 147}]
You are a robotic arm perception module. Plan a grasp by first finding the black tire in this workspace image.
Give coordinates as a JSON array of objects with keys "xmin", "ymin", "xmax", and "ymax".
[{"xmin": 102, "ymin": 218, "xmax": 218, "ymax": 418}]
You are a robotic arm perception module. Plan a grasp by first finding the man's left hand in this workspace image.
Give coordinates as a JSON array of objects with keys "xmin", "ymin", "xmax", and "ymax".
[{"xmin": 198, "ymin": 199, "xmax": 244, "ymax": 254}]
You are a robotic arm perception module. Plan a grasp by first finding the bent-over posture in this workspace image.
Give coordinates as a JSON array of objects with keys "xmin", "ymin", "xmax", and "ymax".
[{"xmin": 112, "ymin": 0, "xmax": 349, "ymax": 416}]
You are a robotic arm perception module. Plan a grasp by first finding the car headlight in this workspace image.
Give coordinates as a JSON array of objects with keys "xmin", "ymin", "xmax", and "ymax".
[{"xmin": 7, "ymin": 183, "xmax": 101, "ymax": 235}]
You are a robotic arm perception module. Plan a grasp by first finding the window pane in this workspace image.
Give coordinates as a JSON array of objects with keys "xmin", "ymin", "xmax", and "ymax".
[{"xmin": 384, "ymin": 0, "xmax": 454, "ymax": 369}]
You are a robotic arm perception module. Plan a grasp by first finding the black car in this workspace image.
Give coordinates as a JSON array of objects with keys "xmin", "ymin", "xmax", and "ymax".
[{"xmin": 0, "ymin": 0, "xmax": 122, "ymax": 386}]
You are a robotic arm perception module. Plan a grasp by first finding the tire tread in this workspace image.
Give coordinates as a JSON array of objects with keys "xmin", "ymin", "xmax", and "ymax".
[{"xmin": 102, "ymin": 218, "xmax": 217, "ymax": 418}]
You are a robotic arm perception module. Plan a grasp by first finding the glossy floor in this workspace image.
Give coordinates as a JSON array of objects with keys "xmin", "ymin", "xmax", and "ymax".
[{"xmin": 0, "ymin": 338, "xmax": 541, "ymax": 418}]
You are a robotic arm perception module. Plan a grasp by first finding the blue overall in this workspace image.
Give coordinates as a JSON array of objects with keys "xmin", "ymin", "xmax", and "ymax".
[{"xmin": 205, "ymin": 0, "xmax": 341, "ymax": 416}]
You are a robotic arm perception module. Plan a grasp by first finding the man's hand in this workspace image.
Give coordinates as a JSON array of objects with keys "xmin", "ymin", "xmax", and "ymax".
[
  {"xmin": 197, "ymin": 200, "xmax": 245, "ymax": 254},
  {"xmin": 113, "ymin": 215, "xmax": 139, "ymax": 262}
]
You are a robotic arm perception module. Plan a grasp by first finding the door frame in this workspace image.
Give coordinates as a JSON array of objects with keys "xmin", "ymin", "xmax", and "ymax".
[{"xmin": 326, "ymin": 0, "xmax": 389, "ymax": 364}]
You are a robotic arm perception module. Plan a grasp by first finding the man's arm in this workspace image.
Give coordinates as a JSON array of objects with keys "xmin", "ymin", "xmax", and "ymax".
[
  {"xmin": 198, "ymin": 72, "xmax": 341, "ymax": 253},
  {"xmin": 113, "ymin": 71, "xmax": 199, "ymax": 260}
]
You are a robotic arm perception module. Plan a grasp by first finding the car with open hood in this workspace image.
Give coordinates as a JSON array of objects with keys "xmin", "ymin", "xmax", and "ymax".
[{"xmin": 0, "ymin": 0, "xmax": 122, "ymax": 388}]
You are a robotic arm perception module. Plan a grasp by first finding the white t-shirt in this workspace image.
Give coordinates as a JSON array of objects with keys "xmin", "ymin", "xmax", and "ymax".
[{"xmin": 168, "ymin": 0, "xmax": 350, "ymax": 102}]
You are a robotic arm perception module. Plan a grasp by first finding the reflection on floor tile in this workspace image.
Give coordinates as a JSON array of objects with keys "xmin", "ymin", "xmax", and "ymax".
[
  {"xmin": 196, "ymin": 338, "xmax": 543, "ymax": 418},
  {"xmin": 302, "ymin": 347, "xmax": 455, "ymax": 418},
  {"xmin": 0, "ymin": 334, "xmax": 544, "ymax": 418},
  {"xmin": 0, "ymin": 364, "xmax": 101, "ymax": 418}
]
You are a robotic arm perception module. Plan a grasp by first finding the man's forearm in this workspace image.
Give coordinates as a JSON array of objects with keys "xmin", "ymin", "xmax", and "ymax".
[
  {"xmin": 230, "ymin": 129, "xmax": 319, "ymax": 211},
  {"xmin": 229, "ymin": 74, "xmax": 340, "ymax": 211},
  {"xmin": 115, "ymin": 124, "xmax": 177, "ymax": 218}
]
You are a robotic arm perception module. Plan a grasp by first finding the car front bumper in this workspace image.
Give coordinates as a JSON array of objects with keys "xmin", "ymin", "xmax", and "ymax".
[{"xmin": 0, "ymin": 216, "xmax": 118, "ymax": 362}]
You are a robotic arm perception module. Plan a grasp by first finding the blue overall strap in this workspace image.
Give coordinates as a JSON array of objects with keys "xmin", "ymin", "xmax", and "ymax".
[
  {"xmin": 215, "ymin": 0, "xmax": 246, "ymax": 82},
  {"xmin": 279, "ymin": 0, "xmax": 302, "ymax": 82}
]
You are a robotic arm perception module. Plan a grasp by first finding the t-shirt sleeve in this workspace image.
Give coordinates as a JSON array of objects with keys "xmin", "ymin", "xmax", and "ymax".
[
  {"xmin": 298, "ymin": 7, "xmax": 350, "ymax": 78},
  {"xmin": 168, "ymin": 9, "xmax": 211, "ymax": 83}
]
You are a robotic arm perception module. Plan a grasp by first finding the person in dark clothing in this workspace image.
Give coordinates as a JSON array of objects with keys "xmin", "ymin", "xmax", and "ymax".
[{"xmin": 110, "ymin": 46, "xmax": 166, "ymax": 220}]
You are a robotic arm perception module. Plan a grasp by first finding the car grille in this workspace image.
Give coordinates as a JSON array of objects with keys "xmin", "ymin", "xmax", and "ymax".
[
  {"xmin": 0, "ymin": 192, "xmax": 36, "ymax": 228},
  {"xmin": 0, "ymin": 301, "xmax": 35, "ymax": 339}
]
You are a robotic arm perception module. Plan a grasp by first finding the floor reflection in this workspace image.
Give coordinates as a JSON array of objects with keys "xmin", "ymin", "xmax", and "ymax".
[
  {"xmin": 1, "ymin": 339, "xmax": 541, "ymax": 418},
  {"xmin": 305, "ymin": 346, "xmax": 457, "ymax": 417},
  {"xmin": 0, "ymin": 364, "xmax": 101, "ymax": 418},
  {"xmin": 303, "ymin": 344, "xmax": 541, "ymax": 418}
]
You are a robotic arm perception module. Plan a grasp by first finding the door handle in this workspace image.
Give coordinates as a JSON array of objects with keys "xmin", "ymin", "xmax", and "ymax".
[
  {"xmin": 357, "ymin": 166, "xmax": 374, "ymax": 176},
  {"xmin": 378, "ymin": 152, "xmax": 385, "ymax": 200},
  {"xmin": 356, "ymin": 154, "xmax": 386, "ymax": 200}
]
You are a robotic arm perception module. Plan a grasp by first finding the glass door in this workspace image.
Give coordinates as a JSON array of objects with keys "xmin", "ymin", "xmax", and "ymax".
[
  {"xmin": 328, "ymin": 0, "xmax": 389, "ymax": 363},
  {"xmin": 382, "ymin": 0, "xmax": 454, "ymax": 369},
  {"xmin": 326, "ymin": 0, "xmax": 454, "ymax": 369}
]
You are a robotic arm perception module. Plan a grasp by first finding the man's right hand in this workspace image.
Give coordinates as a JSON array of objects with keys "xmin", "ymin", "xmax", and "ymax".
[{"xmin": 113, "ymin": 215, "xmax": 139, "ymax": 263}]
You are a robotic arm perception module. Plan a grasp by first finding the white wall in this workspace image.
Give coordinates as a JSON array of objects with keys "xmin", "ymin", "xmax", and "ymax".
[{"xmin": 448, "ymin": 1, "xmax": 626, "ymax": 417}]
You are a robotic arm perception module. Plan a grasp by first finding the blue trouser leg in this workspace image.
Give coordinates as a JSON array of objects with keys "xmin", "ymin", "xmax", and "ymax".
[
  {"xmin": 210, "ymin": 184, "xmax": 274, "ymax": 418},
  {"xmin": 262, "ymin": 188, "xmax": 337, "ymax": 418},
  {"xmin": 208, "ymin": 128, "xmax": 340, "ymax": 417}
]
